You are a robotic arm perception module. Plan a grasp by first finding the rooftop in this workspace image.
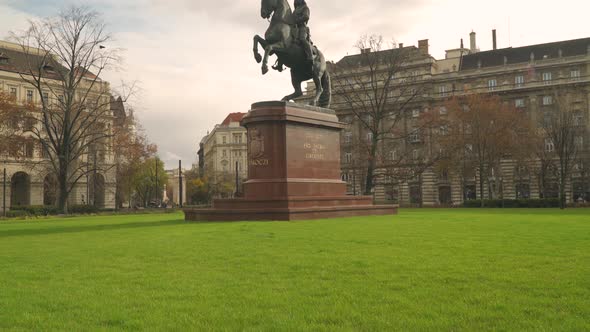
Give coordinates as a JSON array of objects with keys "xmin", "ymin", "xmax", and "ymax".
[{"xmin": 460, "ymin": 37, "xmax": 590, "ymax": 70}]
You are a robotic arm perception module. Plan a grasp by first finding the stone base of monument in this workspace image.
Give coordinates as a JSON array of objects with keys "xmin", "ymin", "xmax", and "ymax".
[{"xmin": 183, "ymin": 101, "xmax": 397, "ymax": 222}]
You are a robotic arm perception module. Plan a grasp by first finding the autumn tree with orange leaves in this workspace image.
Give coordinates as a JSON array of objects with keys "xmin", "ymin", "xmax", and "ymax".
[{"xmin": 439, "ymin": 94, "xmax": 530, "ymax": 207}]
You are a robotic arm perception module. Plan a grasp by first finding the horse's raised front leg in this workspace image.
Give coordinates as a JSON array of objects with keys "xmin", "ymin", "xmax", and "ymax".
[
  {"xmin": 262, "ymin": 42, "xmax": 281, "ymax": 75},
  {"xmin": 253, "ymin": 35, "xmax": 265, "ymax": 64},
  {"xmin": 282, "ymin": 72, "xmax": 303, "ymax": 102}
]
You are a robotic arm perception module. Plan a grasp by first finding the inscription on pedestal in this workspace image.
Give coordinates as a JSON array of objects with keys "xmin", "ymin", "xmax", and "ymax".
[
  {"xmin": 304, "ymin": 133, "xmax": 326, "ymax": 160},
  {"xmin": 250, "ymin": 158, "xmax": 270, "ymax": 166}
]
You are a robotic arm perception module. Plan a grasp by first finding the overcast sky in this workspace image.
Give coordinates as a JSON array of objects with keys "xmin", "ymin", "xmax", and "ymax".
[{"xmin": 1, "ymin": 0, "xmax": 589, "ymax": 168}]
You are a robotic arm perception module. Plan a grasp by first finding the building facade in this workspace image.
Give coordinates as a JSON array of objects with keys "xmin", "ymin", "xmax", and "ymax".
[
  {"xmin": 0, "ymin": 40, "xmax": 117, "ymax": 211},
  {"xmin": 200, "ymin": 113, "xmax": 248, "ymax": 198},
  {"xmin": 165, "ymin": 168, "xmax": 187, "ymax": 206},
  {"xmin": 308, "ymin": 33, "xmax": 590, "ymax": 206}
]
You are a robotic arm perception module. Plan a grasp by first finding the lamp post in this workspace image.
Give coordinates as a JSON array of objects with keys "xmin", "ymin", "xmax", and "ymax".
[
  {"xmin": 155, "ymin": 157, "xmax": 159, "ymax": 207},
  {"xmin": 179, "ymin": 160, "xmax": 183, "ymax": 208},
  {"xmin": 3, "ymin": 167, "xmax": 6, "ymax": 217}
]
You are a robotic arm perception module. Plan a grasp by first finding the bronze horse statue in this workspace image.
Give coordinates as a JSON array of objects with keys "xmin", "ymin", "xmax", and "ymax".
[{"xmin": 253, "ymin": 0, "xmax": 331, "ymax": 108}]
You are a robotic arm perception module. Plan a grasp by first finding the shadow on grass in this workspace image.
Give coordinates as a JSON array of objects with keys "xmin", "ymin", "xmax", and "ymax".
[{"xmin": 0, "ymin": 219, "xmax": 186, "ymax": 238}]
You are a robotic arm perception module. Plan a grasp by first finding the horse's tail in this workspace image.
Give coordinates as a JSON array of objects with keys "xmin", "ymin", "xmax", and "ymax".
[{"xmin": 318, "ymin": 71, "xmax": 331, "ymax": 108}]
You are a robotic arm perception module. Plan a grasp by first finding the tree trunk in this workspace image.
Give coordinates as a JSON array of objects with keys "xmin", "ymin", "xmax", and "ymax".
[
  {"xmin": 479, "ymin": 166, "xmax": 485, "ymax": 208},
  {"xmin": 364, "ymin": 139, "xmax": 378, "ymax": 195},
  {"xmin": 559, "ymin": 172, "xmax": 567, "ymax": 210},
  {"xmin": 58, "ymin": 168, "xmax": 68, "ymax": 214}
]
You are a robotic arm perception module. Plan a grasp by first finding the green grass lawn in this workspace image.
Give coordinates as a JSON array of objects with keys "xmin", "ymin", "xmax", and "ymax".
[{"xmin": 0, "ymin": 209, "xmax": 589, "ymax": 331}]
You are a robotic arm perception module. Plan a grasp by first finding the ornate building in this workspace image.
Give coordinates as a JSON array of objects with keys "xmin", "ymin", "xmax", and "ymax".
[
  {"xmin": 0, "ymin": 40, "xmax": 117, "ymax": 211},
  {"xmin": 200, "ymin": 113, "xmax": 248, "ymax": 198},
  {"xmin": 308, "ymin": 33, "xmax": 590, "ymax": 206}
]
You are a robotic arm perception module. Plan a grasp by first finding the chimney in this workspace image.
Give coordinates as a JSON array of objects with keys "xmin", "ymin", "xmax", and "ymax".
[
  {"xmin": 470, "ymin": 31, "xmax": 477, "ymax": 52},
  {"xmin": 399, "ymin": 43, "xmax": 404, "ymax": 48},
  {"xmin": 418, "ymin": 39, "xmax": 429, "ymax": 56},
  {"xmin": 361, "ymin": 48, "xmax": 371, "ymax": 54},
  {"xmin": 492, "ymin": 29, "xmax": 497, "ymax": 50},
  {"xmin": 460, "ymin": 38, "xmax": 464, "ymax": 49}
]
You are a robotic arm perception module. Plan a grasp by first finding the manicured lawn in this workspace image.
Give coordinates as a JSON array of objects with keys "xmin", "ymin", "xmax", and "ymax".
[{"xmin": 0, "ymin": 209, "xmax": 589, "ymax": 330}]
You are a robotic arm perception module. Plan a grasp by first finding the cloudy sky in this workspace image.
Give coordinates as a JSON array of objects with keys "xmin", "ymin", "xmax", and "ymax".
[{"xmin": 1, "ymin": 0, "xmax": 589, "ymax": 168}]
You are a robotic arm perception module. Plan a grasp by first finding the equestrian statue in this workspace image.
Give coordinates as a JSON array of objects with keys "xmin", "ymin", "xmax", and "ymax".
[{"xmin": 253, "ymin": 0, "xmax": 331, "ymax": 108}]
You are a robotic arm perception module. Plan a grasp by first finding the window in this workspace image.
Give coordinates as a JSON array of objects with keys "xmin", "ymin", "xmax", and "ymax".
[
  {"xmin": 9, "ymin": 87, "xmax": 17, "ymax": 98},
  {"xmin": 26, "ymin": 90, "xmax": 34, "ymax": 103},
  {"xmin": 41, "ymin": 144, "xmax": 49, "ymax": 159},
  {"xmin": 57, "ymin": 95, "xmax": 64, "ymax": 103},
  {"xmin": 233, "ymin": 134, "xmax": 242, "ymax": 144},
  {"xmin": 340, "ymin": 115, "xmax": 352, "ymax": 123},
  {"xmin": 575, "ymin": 136, "xmax": 584, "ymax": 148},
  {"xmin": 222, "ymin": 150, "xmax": 227, "ymax": 157},
  {"xmin": 222, "ymin": 136, "xmax": 227, "ymax": 144},
  {"xmin": 366, "ymin": 132, "xmax": 373, "ymax": 142},
  {"xmin": 412, "ymin": 149, "xmax": 420, "ymax": 160},
  {"xmin": 412, "ymin": 109, "xmax": 420, "ymax": 118},
  {"xmin": 542, "ymin": 95, "xmax": 553, "ymax": 105},
  {"xmin": 24, "ymin": 118, "xmax": 35, "ymax": 131},
  {"xmin": 42, "ymin": 92, "xmax": 49, "ymax": 104},
  {"xmin": 343, "ymin": 132, "xmax": 352, "ymax": 144},
  {"xmin": 390, "ymin": 150, "xmax": 397, "ymax": 161},
  {"xmin": 439, "ymin": 106, "xmax": 448, "ymax": 115},
  {"xmin": 25, "ymin": 141, "xmax": 34, "ymax": 159},
  {"xmin": 545, "ymin": 138, "xmax": 555, "ymax": 152},
  {"xmin": 515, "ymin": 99, "xmax": 525, "ymax": 108},
  {"xmin": 439, "ymin": 124, "xmax": 449, "ymax": 136},
  {"xmin": 410, "ymin": 130, "xmax": 420, "ymax": 143},
  {"xmin": 488, "ymin": 79, "xmax": 497, "ymax": 91},
  {"xmin": 344, "ymin": 152, "xmax": 352, "ymax": 164},
  {"xmin": 574, "ymin": 112, "xmax": 584, "ymax": 126},
  {"xmin": 515, "ymin": 75, "xmax": 525, "ymax": 87},
  {"xmin": 438, "ymin": 85, "xmax": 449, "ymax": 97},
  {"xmin": 542, "ymin": 72, "xmax": 552, "ymax": 84},
  {"xmin": 465, "ymin": 144, "xmax": 473, "ymax": 153},
  {"xmin": 571, "ymin": 69, "xmax": 581, "ymax": 81}
]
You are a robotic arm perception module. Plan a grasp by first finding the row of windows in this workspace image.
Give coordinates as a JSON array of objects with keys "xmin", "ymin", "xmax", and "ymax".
[
  {"xmin": 343, "ymin": 149, "xmax": 422, "ymax": 164},
  {"xmin": 221, "ymin": 149, "xmax": 245, "ymax": 158},
  {"xmin": 544, "ymin": 136, "xmax": 584, "ymax": 152},
  {"xmin": 439, "ymin": 69, "xmax": 583, "ymax": 95},
  {"xmin": 220, "ymin": 133, "xmax": 246, "ymax": 145},
  {"xmin": 6, "ymin": 86, "xmax": 65, "ymax": 104}
]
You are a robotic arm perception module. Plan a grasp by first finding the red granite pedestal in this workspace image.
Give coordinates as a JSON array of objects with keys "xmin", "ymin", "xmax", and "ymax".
[{"xmin": 183, "ymin": 101, "xmax": 397, "ymax": 221}]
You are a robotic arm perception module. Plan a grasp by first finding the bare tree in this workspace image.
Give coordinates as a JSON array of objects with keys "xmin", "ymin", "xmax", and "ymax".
[
  {"xmin": 11, "ymin": 7, "xmax": 123, "ymax": 212},
  {"xmin": 541, "ymin": 90, "xmax": 584, "ymax": 209},
  {"xmin": 332, "ymin": 35, "xmax": 434, "ymax": 195}
]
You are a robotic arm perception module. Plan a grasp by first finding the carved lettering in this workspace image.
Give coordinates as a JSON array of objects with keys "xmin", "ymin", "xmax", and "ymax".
[
  {"xmin": 305, "ymin": 153, "xmax": 325, "ymax": 160},
  {"xmin": 249, "ymin": 159, "xmax": 270, "ymax": 166},
  {"xmin": 303, "ymin": 134, "xmax": 327, "ymax": 160}
]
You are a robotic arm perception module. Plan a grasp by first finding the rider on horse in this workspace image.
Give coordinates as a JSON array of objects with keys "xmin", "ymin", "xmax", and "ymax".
[
  {"xmin": 273, "ymin": 0, "xmax": 315, "ymax": 72},
  {"xmin": 293, "ymin": 0, "xmax": 314, "ymax": 62}
]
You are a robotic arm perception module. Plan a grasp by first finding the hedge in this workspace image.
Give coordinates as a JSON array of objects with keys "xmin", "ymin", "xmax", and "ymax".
[
  {"xmin": 464, "ymin": 199, "xmax": 560, "ymax": 208},
  {"xmin": 10, "ymin": 205, "xmax": 61, "ymax": 216},
  {"xmin": 6, "ymin": 204, "xmax": 100, "ymax": 217}
]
